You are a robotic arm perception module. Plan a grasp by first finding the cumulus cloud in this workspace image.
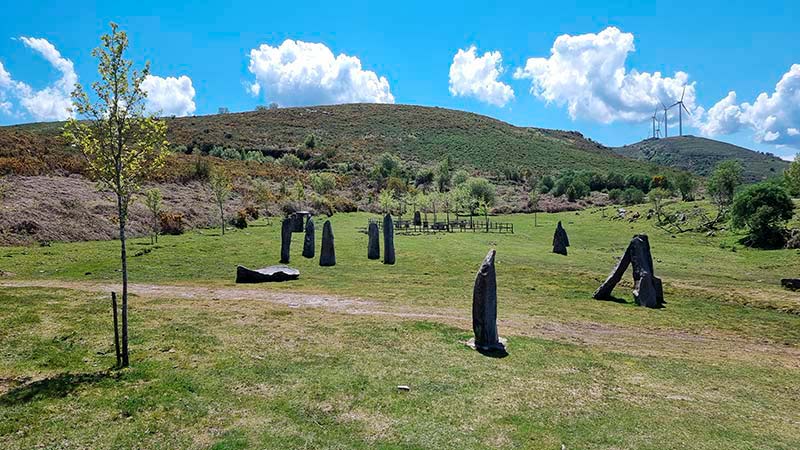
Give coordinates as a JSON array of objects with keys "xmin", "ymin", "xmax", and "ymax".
[
  {"xmin": 247, "ymin": 39, "xmax": 394, "ymax": 106},
  {"xmin": 141, "ymin": 75, "xmax": 196, "ymax": 117},
  {"xmin": 17, "ymin": 37, "xmax": 77, "ymax": 121},
  {"xmin": 514, "ymin": 27, "xmax": 698, "ymax": 124},
  {"xmin": 701, "ymin": 64, "xmax": 800, "ymax": 148},
  {"xmin": 448, "ymin": 46, "xmax": 514, "ymax": 107}
]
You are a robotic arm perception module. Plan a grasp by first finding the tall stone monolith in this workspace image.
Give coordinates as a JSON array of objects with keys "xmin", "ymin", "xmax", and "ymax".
[
  {"xmin": 367, "ymin": 222, "xmax": 380, "ymax": 260},
  {"xmin": 302, "ymin": 217, "xmax": 315, "ymax": 259},
  {"xmin": 470, "ymin": 249, "xmax": 506, "ymax": 354},
  {"xmin": 552, "ymin": 221, "xmax": 570, "ymax": 255},
  {"xmin": 413, "ymin": 211, "xmax": 421, "ymax": 226},
  {"xmin": 383, "ymin": 214, "xmax": 395, "ymax": 265},
  {"xmin": 319, "ymin": 220, "xmax": 336, "ymax": 266},
  {"xmin": 280, "ymin": 218, "xmax": 292, "ymax": 263}
]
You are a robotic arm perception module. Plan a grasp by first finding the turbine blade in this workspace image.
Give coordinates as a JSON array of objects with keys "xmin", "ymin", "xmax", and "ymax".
[
  {"xmin": 683, "ymin": 103, "xmax": 691, "ymax": 115},
  {"xmin": 681, "ymin": 86, "xmax": 686, "ymax": 102}
]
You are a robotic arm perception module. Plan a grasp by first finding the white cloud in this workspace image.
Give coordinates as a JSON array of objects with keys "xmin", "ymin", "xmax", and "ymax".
[
  {"xmin": 141, "ymin": 75, "xmax": 196, "ymax": 117},
  {"xmin": 514, "ymin": 27, "xmax": 698, "ymax": 124},
  {"xmin": 448, "ymin": 46, "xmax": 514, "ymax": 107},
  {"xmin": 701, "ymin": 64, "xmax": 800, "ymax": 148},
  {"xmin": 247, "ymin": 39, "xmax": 394, "ymax": 106},
  {"xmin": 17, "ymin": 37, "xmax": 77, "ymax": 121}
]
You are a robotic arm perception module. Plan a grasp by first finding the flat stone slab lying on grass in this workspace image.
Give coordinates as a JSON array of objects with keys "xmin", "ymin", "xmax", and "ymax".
[
  {"xmin": 236, "ymin": 265, "xmax": 300, "ymax": 283},
  {"xmin": 781, "ymin": 279, "xmax": 800, "ymax": 291}
]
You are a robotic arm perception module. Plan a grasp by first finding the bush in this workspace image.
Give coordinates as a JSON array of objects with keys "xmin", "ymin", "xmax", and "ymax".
[
  {"xmin": 310, "ymin": 172, "xmax": 337, "ymax": 194},
  {"xmin": 415, "ymin": 168, "xmax": 435, "ymax": 187},
  {"xmin": 731, "ymin": 182, "xmax": 794, "ymax": 247},
  {"xmin": 243, "ymin": 205, "xmax": 259, "ymax": 220},
  {"xmin": 231, "ymin": 210, "xmax": 248, "ymax": 229},
  {"xmin": 278, "ymin": 154, "xmax": 303, "ymax": 169},
  {"xmin": 608, "ymin": 188, "xmax": 623, "ymax": 203},
  {"xmin": 622, "ymin": 187, "xmax": 645, "ymax": 205},
  {"xmin": 539, "ymin": 175, "xmax": 555, "ymax": 193},
  {"xmin": 451, "ymin": 169, "xmax": 470, "ymax": 186},
  {"xmin": 625, "ymin": 173, "xmax": 651, "ymax": 192},
  {"xmin": 605, "ymin": 172, "xmax": 626, "ymax": 190},
  {"xmin": 192, "ymin": 155, "xmax": 211, "ymax": 180},
  {"xmin": 304, "ymin": 134, "xmax": 316, "ymax": 149},
  {"xmin": 159, "ymin": 212, "xmax": 185, "ymax": 235},
  {"xmin": 566, "ymin": 180, "xmax": 590, "ymax": 201}
]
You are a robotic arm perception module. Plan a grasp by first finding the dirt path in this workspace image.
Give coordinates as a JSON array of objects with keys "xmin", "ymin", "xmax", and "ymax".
[{"xmin": 3, "ymin": 279, "xmax": 799, "ymax": 368}]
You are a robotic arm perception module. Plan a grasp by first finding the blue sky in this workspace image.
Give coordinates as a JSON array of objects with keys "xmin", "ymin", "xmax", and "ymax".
[{"xmin": 1, "ymin": 0, "xmax": 798, "ymax": 159}]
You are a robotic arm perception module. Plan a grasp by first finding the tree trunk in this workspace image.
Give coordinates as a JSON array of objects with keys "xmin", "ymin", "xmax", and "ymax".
[
  {"xmin": 117, "ymin": 197, "xmax": 129, "ymax": 368},
  {"xmin": 112, "ymin": 291, "xmax": 121, "ymax": 368},
  {"xmin": 219, "ymin": 202, "xmax": 225, "ymax": 236}
]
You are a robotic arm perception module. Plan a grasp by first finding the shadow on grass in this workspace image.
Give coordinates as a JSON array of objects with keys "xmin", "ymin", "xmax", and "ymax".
[
  {"xmin": 0, "ymin": 371, "xmax": 116, "ymax": 406},
  {"xmin": 595, "ymin": 295, "xmax": 629, "ymax": 304}
]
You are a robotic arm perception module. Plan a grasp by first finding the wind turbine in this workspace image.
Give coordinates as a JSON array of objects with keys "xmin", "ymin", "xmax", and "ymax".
[
  {"xmin": 651, "ymin": 109, "xmax": 660, "ymax": 139},
  {"xmin": 670, "ymin": 86, "xmax": 692, "ymax": 136},
  {"xmin": 661, "ymin": 101, "xmax": 669, "ymax": 138}
]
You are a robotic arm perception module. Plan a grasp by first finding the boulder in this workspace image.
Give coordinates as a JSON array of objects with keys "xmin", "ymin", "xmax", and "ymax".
[
  {"xmin": 367, "ymin": 222, "xmax": 380, "ymax": 260},
  {"xmin": 383, "ymin": 214, "xmax": 395, "ymax": 265},
  {"xmin": 552, "ymin": 221, "xmax": 570, "ymax": 255},
  {"xmin": 469, "ymin": 249, "xmax": 506, "ymax": 355},
  {"xmin": 280, "ymin": 218, "xmax": 292, "ymax": 263},
  {"xmin": 319, "ymin": 220, "xmax": 336, "ymax": 266},
  {"xmin": 593, "ymin": 234, "xmax": 664, "ymax": 308},
  {"xmin": 781, "ymin": 278, "xmax": 800, "ymax": 291},
  {"xmin": 302, "ymin": 217, "xmax": 315, "ymax": 259},
  {"xmin": 236, "ymin": 265, "xmax": 299, "ymax": 283}
]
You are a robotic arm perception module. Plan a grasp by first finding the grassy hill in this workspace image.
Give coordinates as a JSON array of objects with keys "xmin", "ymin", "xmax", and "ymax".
[
  {"xmin": 613, "ymin": 135, "xmax": 788, "ymax": 182},
  {"xmin": 1, "ymin": 104, "xmax": 659, "ymax": 176}
]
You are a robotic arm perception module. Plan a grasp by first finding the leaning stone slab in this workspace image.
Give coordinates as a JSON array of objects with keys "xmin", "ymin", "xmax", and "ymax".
[
  {"xmin": 367, "ymin": 222, "xmax": 380, "ymax": 260},
  {"xmin": 468, "ymin": 249, "xmax": 507, "ymax": 356},
  {"xmin": 552, "ymin": 221, "xmax": 570, "ymax": 255},
  {"xmin": 383, "ymin": 214, "xmax": 395, "ymax": 265},
  {"xmin": 593, "ymin": 234, "xmax": 663, "ymax": 308},
  {"xmin": 319, "ymin": 220, "xmax": 336, "ymax": 266},
  {"xmin": 302, "ymin": 217, "xmax": 315, "ymax": 259},
  {"xmin": 236, "ymin": 265, "xmax": 299, "ymax": 283}
]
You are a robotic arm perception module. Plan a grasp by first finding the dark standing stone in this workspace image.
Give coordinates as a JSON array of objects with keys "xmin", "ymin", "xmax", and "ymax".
[
  {"xmin": 593, "ymin": 234, "xmax": 664, "ymax": 308},
  {"xmin": 236, "ymin": 265, "xmax": 299, "ymax": 283},
  {"xmin": 552, "ymin": 221, "xmax": 570, "ymax": 255},
  {"xmin": 302, "ymin": 217, "xmax": 315, "ymax": 258},
  {"xmin": 470, "ymin": 249, "xmax": 506, "ymax": 355},
  {"xmin": 290, "ymin": 213, "xmax": 304, "ymax": 232},
  {"xmin": 413, "ymin": 210, "xmax": 421, "ymax": 226},
  {"xmin": 280, "ymin": 218, "xmax": 292, "ymax": 263},
  {"xmin": 383, "ymin": 214, "xmax": 395, "ymax": 265},
  {"xmin": 367, "ymin": 222, "xmax": 380, "ymax": 260},
  {"xmin": 319, "ymin": 220, "xmax": 336, "ymax": 266}
]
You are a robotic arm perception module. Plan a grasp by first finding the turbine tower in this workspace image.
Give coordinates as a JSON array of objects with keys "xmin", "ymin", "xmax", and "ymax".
[
  {"xmin": 661, "ymin": 102, "xmax": 669, "ymax": 138},
  {"xmin": 651, "ymin": 109, "xmax": 659, "ymax": 139},
  {"xmin": 670, "ymin": 86, "xmax": 692, "ymax": 136}
]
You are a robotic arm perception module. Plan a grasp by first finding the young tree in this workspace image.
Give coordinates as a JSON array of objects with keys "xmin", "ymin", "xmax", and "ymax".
[
  {"xmin": 378, "ymin": 188, "xmax": 396, "ymax": 214},
  {"xmin": 785, "ymin": 153, "xmax": 800, "ymax": 197},
  {"xmin": 648, "ymin": 187, "xmax": 673, "ymax": 223},
  {"xmin": 63, "ymin": 23, "xmax": 169, "ymax": 368},
  {"xmin": 435, "ymin": 156, "xmax": 452, "ymax": 192},
  {"xmin": 528, "ymin": 188, "xmax": 541, "ymax": 227},
  {"xmin": 708, "ymin": 159, "xmax": 744, "ymax": 220},
  {"xmin": 674, "ymin": 172, "xmax": 698, "ymax": 201},
  {"xmin": 209, "ymin": 169, "xmax": 232, "ymax": 235},
  {"xmin": 144, "ymin": 188, "xmax": 162, "ymax": 244}
]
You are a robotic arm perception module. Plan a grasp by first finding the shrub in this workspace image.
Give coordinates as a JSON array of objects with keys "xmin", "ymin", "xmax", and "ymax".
[
  {"xmin": 415, "ymin": 168, "xmax": 435, "ymax": 187},
  {"xmin": 731, "ymin": 182, "xmax": 794, "ymax": 247},
  {"xmin": 243, "ymin": 205, "xmax": 259, "ymax": 220},
  {"xmin": 311, "ymin": 194, "xmax": 336, "ymax": 216},
  {"xmin": 605, "ymin": 172, "xmax": 626, "ymax": 190},
  {"xmin": 220, "ymin": 147, "xmax": 241, "ymax": 160},
  {"xmin": 386, "ymin": 176, "xmax": 407, "ymax": 193},
  {"xmin": 304, "ymin": 134, "xmax": 316, "ymax": 149},
  {"xmin": 192, "ymin": 155, "xmax": 210, "ymax": 180},
  {"xmin": 310, "ymin": 173, "xmax": 337, "ymax": 195},
  {"xmin": 231, "ymin": 210, "xmax": 248, "ymax": 229},
  {"xmin": 608, "ymin": 188, "xmax": 624, "ymax": 203},
  {"xmin": 625, "ymin": 173, "xmax": 651, "ymax": 192},
  {"xmin": 674, "ymin": 172, "xmax": 698, "ymax": 201},
  {"xmin": 539, "ymin": 175, "xmax": 555, "ymax": 193},
  {"xmin": 566, "ymin": 180, "xmax": 590, "ymax": 201},
  {"xmin": 278, "ymin": 153, "xmax": 303, "ymax": 169},
  {"xmin": 622, "ymin": 187, "xmax": 645, "ymax": 205},
  {"xmin": 451, "ymin": 169, "xmax": 470, "ymax": 186},
  {"xmin": 159, "ymin": 211, "xmax": 185, "ymax": 235},
  {"xmin": 243, "ymin": 150, "xmax": 269, "ymax": 163},
  {"xmin": 650, "ymin": 175, "xmax": 670, "ymax": 190}
]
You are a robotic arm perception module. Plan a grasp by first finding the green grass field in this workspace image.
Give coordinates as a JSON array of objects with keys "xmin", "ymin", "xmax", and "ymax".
[{"xmin": 1, "ymin": 206, "xmax": 799, "ymax": 449}]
